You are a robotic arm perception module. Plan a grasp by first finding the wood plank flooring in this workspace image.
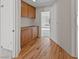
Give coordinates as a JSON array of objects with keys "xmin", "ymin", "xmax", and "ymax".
[{"xmin": 16, "ymin": 38, "xmax": 76, "ymax": 59}]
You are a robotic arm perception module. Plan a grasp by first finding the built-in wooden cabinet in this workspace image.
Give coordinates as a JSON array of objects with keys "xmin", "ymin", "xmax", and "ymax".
[
  {"xmin": 21, "ymin": 1, "xmax": 36, "ymax": 19},
  {"xmin": 28, "ymin": 6, "xmax": 36, "ymax": 19},
  {"xmin": 21, "ymin": 1, "xmax": 29, "ymax": 17},
  {"xmin": 32, "ymin": 27, "xmax": 38, "ymax": 39},
  {"xmin": 21, "ymin": 26, "xmax": 38, "ymax": 48},
  {"xmin": 21, "ymin": 28, "xmax": 32, "ymax": 48}
]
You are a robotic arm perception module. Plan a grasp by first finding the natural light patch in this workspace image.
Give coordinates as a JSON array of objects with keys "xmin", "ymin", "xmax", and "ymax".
[{"xmin": 32, "ymin": 0, "xmax": 36, "ymax": 2}]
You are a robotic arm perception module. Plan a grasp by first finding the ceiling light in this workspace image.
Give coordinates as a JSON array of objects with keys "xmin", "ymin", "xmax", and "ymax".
[{"xmin": 33, "ymin": 0, "xmax": 36, "ymax": 2}]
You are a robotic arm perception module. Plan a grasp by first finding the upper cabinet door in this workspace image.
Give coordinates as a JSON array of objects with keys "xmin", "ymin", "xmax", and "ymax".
[
  {"xmin": 28, "ymin": 6, "xmax": 36, "ymax": 19},
  {"xmin": 21, "ymin": 1, "xmax": 29, "ymax": 17},
  {"xmin": 32, "ymin": 7, "xmax": 36, "ymax": 19},
  {"xmin": 21, "ymin": 1, "xmax": 36, "ymax": 19}
]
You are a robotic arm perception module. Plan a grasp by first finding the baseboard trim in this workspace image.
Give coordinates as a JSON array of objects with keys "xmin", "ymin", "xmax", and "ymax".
[{"xmin": 50, "ymin": 39, "xmax": 77, "ymax": 59}]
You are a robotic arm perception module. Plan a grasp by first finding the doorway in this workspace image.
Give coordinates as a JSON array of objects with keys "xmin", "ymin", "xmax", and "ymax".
[{"xmin": 41, "ymin": 11, "xmax": 51, "ymax": 38}]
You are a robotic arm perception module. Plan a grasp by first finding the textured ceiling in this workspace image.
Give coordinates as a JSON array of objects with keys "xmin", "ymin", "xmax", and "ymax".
[{"xmin": 23, "ymin": 0, "xmax": 55, "ymax": 7}]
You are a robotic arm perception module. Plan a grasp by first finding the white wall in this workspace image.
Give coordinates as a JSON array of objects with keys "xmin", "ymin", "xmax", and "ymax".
[
  {"xmin": 21, "ymin": 17, "xmax": 35, "ymax": 27},
  {"xmin": 51, "ymin": 0, "xmax": 77, "ymax": 57},
  {"xmin": 0, "ymin": 1, "xmax": 1, "ymax": 47},
  {"xmin": 78, "ymin": 0, "xmax": 79, "ymax": 57},
  {"xmin": 36, "ymin": 0, "xmax": 77, "ymax": 57},
  {"xmin": 52, "ymin": 0, "xmax": 73, "ymax": 56}
]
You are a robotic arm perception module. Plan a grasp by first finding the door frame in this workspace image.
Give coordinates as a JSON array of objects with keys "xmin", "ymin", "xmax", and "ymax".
[
  {"xmin": 40, "ymin": 11, "xmax": 51, "ymax": 38},
  {"xmin": 14, "ymin": 0, "xmax": 21, "ymax": 58}
]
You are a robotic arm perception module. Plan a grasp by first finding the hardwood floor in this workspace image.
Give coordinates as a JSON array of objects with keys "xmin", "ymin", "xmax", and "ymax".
[{"xmin": 16, "ymin": 38, "xmax": 76, "ymax": 59}]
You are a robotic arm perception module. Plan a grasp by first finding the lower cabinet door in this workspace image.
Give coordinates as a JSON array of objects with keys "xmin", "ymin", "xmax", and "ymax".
[
  {"xmin": 21, "ymin": 27, "xmax": 38, "ymax": 48},
  {"xmin": 21, "ymin": 29, "xmax": 30, "ymax": 48},
  {"xmin": 32, "ymin": 27, "xmax": 38, "ymax": 39}
]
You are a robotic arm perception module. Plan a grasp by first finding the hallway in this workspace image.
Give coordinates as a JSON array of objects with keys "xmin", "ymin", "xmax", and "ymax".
[
  {"xmin": 0, "ymin": 0, "xmax": 77, "ymax": 58},
  {"xmin": 16, "ymin": 38, "xmax": 76, "ymax": 59}
]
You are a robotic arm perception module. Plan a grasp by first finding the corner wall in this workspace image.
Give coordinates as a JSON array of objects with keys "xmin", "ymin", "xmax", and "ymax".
[{"xmin": 50, "ymin": 0, "xmax": 77, "ymax": 57}]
